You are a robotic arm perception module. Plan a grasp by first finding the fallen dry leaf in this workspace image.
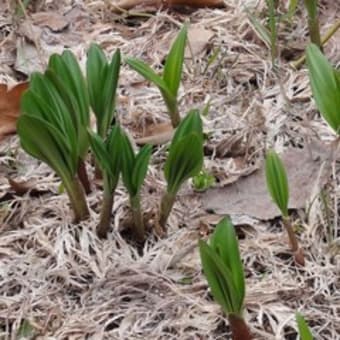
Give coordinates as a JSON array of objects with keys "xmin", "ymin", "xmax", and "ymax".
[
  {"xmin": 31, "ymin": 12, "xmax": 69, "ymax": 32},
  {"xmin": 7, "ymin": 178, "xmax": 50, "ymax": 197},
  {"xmin": 202, "ymin": 145, "xmax": 332, "ymax": 220},
  {"xmin": 0, "ymin": 82, "xmax": 28, "ymax": 141},
  {"xmin": 136, "ymin": 122, "xmax": 173, "ymax": 145},
  {"xmin": 186, "ymin": 26, "xmax": 215, "ymax": 58}
]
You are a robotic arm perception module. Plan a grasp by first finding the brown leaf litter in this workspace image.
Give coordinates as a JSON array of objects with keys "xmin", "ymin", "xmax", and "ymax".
[{"xmin": 1, "ymin": 1, "xmax": 340, "ymax": 339}]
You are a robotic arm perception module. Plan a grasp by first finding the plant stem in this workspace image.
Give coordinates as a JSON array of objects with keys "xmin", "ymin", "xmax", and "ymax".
[
  {"xmin": 159, "ymin": 191, "xmax": 176, "ymax": 230},
  {"xmin": 130, "ymin": 194, "xmax": 145, "ymax": 242},
  {"xmin": 96, "ymin": 177, "xmax": 114, "ymax": 238},
  {"xmin": 304, "ymin": 0, "xmax": 322, "ymax": 50},
  {"xmin": 282, "ymin": 216, "xmax": 305, "ymax": 266},
  {"xmin": 77, "ymin": 159, "xmax": 91, "ymax": 194},
  {"xmin": 228, "ymin": 314, "xmax": 253, "ymax": 340},
  {"xmin": 163, "ymin": 94, "xmax": 181, "ymax": 128},
  {"xmin": 65, "ymin": 176, "xmax": 90, "ymax": 223}
]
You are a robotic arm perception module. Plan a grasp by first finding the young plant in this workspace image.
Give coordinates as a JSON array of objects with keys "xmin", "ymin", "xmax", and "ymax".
[
  {"xmin": 159, "ymin": 109, "xmax": 204, "ymax": 230},
  {"xmin": 192, "ymin": 169, "xmax": 216, "ymax": 192},
  {"xmin": 199, "ymin": 217, "xmax": 252, "ymax": 340},
  {"xmin": 296, "ymin": 312, "xmax": 313, "ymax": 340},
  {"xmin": 121, "ymin": 133, "xmax": 152, "ymax": 242},
  {"xmin": 303, "ymin": 0, "xmax": 322, "ymax": 50},
  {"xmin": 18, "ymin": 71, "xmax": 89, "ymax": 223},
  {"xmin": 126, "ymin": 25, "xmax": 187, "ymax": 128},
  {"xmin": 47, "ymin": 50, "xmax": 91, "ymax": 193},
  {"xmin": 265, "ymin": 150, "xmax": 305, "ymax": 266},
  {"xmin": 306, "ymin": 44, "xmax": 340, "ymax": 134},
  {"xmin": 87, "ymin": 45, "xmax": 121, "ymax": 139},
  {"xmin": 88, "ymin": 126, "xmax": 124, "ymax": 238}
]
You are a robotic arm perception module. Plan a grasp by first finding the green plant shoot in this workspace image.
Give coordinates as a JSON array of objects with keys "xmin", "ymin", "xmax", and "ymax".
[
  {"xmin": 306, "ymin": 44, "xmax": 340, "ymax": 134},
  {"xmin": 47, "ymin": 50, "xmax": 91, "ymax": 193},
  {"xmin": 89, "ymin": 126, "xmax": 124, "ymax": 238},
  {"xmin": 87, "ymin": 45, "xmax": 121, "ymax": 138},
  {"xmin": 121, "ymin": 133, "xmax": 152, "ymax": 242},
  {"xmin": 296, "ymin": 313, "xmax": 313, "ymax": 340},
  {"xmin": 18, "ymin": 70, "xmax": 89, "ymax": 222},
  {"xmin": 265, "ymin": 150, "xmax": 304, "ymax": 265},
  {"xmin": 192, "ymin": 170, "xmax": 215, "ymax": 192},
  {"xmin": 199, "ymin": 217, "xmax": 252, "ymax": 340},
  {"xmin": 126, "ymin": 25, "xmax": 187, "ymax": 128},
  {"xmin": 159, "ymin": 109, "xmax": 204, "ymax": 230}
]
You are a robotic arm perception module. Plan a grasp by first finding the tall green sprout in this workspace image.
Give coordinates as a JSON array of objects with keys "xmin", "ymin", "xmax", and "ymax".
[
  {"xmin": 296, "ymin": 313, "xmax": 313, "ymax": 340},
  {"xmin": 89, "ymin": 126, "xmax": 124, "ymax": 238},
  {"xmin": 126, "ymin": 25, "xmax": 187, "ymax": 128},
  {"xmin": 18, "ymin": 61, "xmax": 90, "ymax": 222},
  {"xmin": 121, "ymin": 134, "xmax": 152, "ymax": 242},
  {"xmin": 159, "ymin": 109, "xmax": 204, "ymax": 230},
  {"xmin": 199, "ymin": 218, "xmax": 252, "ymax": 340},
  {"xmin": 265, "ymin": 150, "xmax": 305, "ymax": 265}
]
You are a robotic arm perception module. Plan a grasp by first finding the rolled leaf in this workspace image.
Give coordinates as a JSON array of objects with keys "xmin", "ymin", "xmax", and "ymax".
[
  {"xmin": 306, "ymin": 44, "xmax": 340, "ymax": 133},
  {"xmin": 265, "ymin": 150, "xmax": 289, "ymax": 217},
  {"xmin": 132, "ymin": 145, "xmax": 152, "ymax": 194},
  {"xmin": 163, "ymin": 25, "xmax": 187, "ymax": 97},
  {"xmin": 210, "ymin": 217, "xmax": 245, "ymax": 312}
]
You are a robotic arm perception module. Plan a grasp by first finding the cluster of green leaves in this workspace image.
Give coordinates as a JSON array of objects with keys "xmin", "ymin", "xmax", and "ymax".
[
  {"xmin": 126, "ymin": 25, "xmax": 187, "ymax": 128},
  {"xmin": 306, "ymin": 44, "xmax": 340, "ymax": 134},
  {"xmin": 18, "ymin": 25, "xmax": 204, "ymax": 241},
  {"xmin": 18, "ymin": 51, "xmax": 90, "ymax": 222}
]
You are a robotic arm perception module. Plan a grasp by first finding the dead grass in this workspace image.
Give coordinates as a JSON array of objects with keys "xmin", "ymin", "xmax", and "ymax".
[{"xmin": 0, "ymin": 0, "xmax": 340, "ymax": 339}]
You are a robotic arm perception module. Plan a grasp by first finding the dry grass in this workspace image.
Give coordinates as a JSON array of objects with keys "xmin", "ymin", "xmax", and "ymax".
[{"xmin": 1, "ymin": 0, "xmax": 340, "ymax": 339}]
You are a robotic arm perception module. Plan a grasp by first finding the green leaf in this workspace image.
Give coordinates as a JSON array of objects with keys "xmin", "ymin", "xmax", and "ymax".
[
  {"xmin": 100, "ymin": 49, "xmax": 121, "ymax": 137},
  {"xmin": 88, "ymin": 131, "xmax": 112, "ymax": 175},
  {"xmin": 265, "ymin": 150, "xmax": 289, "ymax": 217},
  {"xmin": 163, "ymin": 25, "xmax": 187, "ymax": 97},
  {"xmin": 126, "ymin": 58, "xmax": 171, "ymax": 95},
  {"xmin": 132, "ymin": 144, "xmax": 152, "ymax": 194},
  {"xmin": 296, "ymin": 313, "xmax": 313, "ymax": 340},
  {"xmin": 171, "ymin": 109, "xmax": 203, "ymax": 145},
  {"xmin": 87, "ymin": 46, "xmax": 121, "ymax": 137},
  {"xmin": 17, "ymin": 115, "xmax": 75, "ymax": 183},
  {"xmin": 87, "ymin": 43, "xmax": 107, "ymax": 122},
  {"xmin": 120, "ymin": 132, "xmax": 136, "ymax": 195},
  {"xmin": 210, "ymin": 218, "xmax": 245, "ymax": 312},
  {"xmin": 164, "ymin": 133, "xmax": 203, "ymax": 194},
  {"xmin": 199, "ymin": 240, "xmax": 240, "ymax": 315},
  {"xmin": 306, "ymin": 44, "xmax": 340, "ymax": 133}
]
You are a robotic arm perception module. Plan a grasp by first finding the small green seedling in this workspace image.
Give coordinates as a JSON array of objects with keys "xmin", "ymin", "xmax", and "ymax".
[
  {"xmin": 296, "ymin": 312, "xmax": 313, "ymax": 340},
  {"xmin": 18, "ymin": 60, "xmax": 90, "ymax": 222},
  {"xmin": 265, "ymin": 150, "xmax": 305, "ymax": 266},
  {"xmin": 87, "ymin": 45, "xmax": 121, "ymax": 139},
  {"xmin": 47, "ymin": 50, "xmax": 91, "ymax": 193},
  {"xmin": 126, "ymin": 25, "xmax": 187, "ymax": 128},
  {"xmin": 89, "ymin": 126, "xmax": 124, "ymax": 238},
  {"xmin": 199, "ymin": 218, "xmax": 252, "ymax": 340},
  {"xmin": 159, "ymin": 109, "xmax": 204, "ymax": 230},
  {"xmin": 121, "ymin": 133, "xmax": 152, "ymax": 242},
  {"xmin": 306, "ymin": 44, "xmax": 340, "ymax": 134},
  {"xmin": 192, "ymin": 170, "xmax": 215, "ymax": 192}
]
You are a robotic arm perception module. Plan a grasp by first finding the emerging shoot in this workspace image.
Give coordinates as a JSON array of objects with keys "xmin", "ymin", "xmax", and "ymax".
[
  {"xmin": 121, "ymin": 132, "xmax": 152, "ymax": 242},
  {"xmin": 265, "ymin": 150, "xmax": 305, "ymax": 266},
  {"xmin": 199, "ymin": 217, "xmax": 252, "ymax": 340},
  {"xmin": 160, "ymin": 109, "xmax": 204, "ymax": 230},
  {"xmin": 89, "ymin": 126, "xmax": 124, "ymax": 238},
  {"xmin": 126, "ymin": 25, "xmax": 187, "ymax": 128}
]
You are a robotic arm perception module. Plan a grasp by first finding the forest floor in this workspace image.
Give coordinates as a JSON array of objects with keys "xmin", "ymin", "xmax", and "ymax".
[{"xmin": 0, "ymin": 0, "xmax": 340, "ymax": 339}]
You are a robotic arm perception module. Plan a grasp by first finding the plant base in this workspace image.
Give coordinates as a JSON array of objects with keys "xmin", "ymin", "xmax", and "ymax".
[{"xmin": 228, "ymin": 314, "xmax": 252, "ymax": 340}]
